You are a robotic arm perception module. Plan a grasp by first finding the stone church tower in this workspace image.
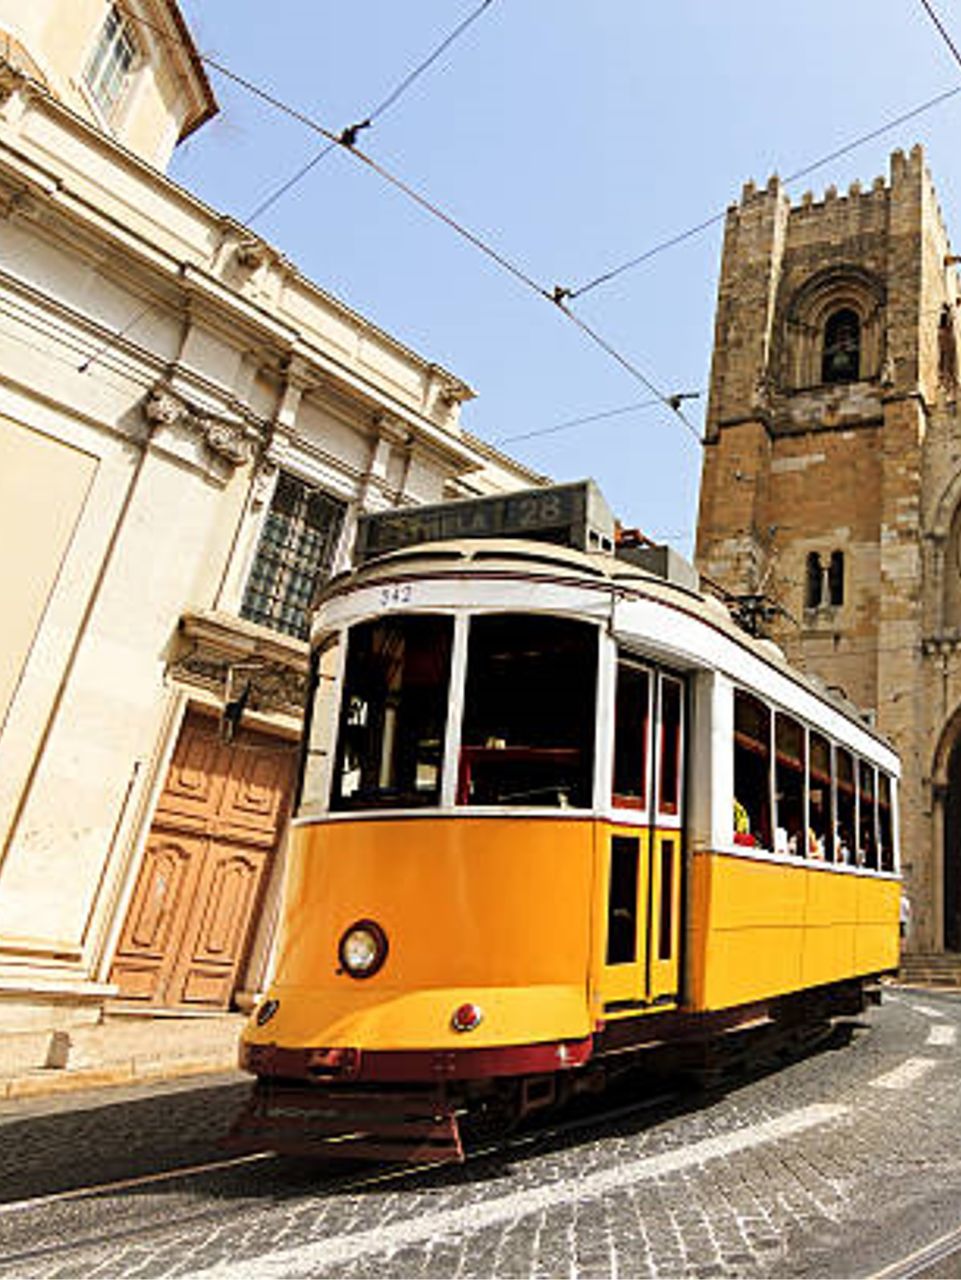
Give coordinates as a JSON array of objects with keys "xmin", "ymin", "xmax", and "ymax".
[{"xmin": 696, "ymin": 144, "xmax": 961, "ymax": 955}]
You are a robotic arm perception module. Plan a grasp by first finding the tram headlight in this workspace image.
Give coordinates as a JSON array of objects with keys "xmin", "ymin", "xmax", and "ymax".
[{"xmin": 338, "ymin": 919, "xmax": 388, "ymax": 978}]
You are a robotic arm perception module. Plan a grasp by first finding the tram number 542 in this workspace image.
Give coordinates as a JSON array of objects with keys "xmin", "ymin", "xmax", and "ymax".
[{"xmin": 380, "ymin": 584, "xmax": 413, "ymax": 609}]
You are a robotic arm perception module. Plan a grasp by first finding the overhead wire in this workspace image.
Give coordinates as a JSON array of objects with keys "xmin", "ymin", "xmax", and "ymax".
[
  {"xmin": 494, "ymin": 397, "xmax": 663, "ymax": 444},
  {"xmin": 244, "ymin": 0, "xmax": 496, "ymax": 225},
  {"xmin": 566, "ymin": 80, "xmax": 961, "ymax": 301},
  {"xmin": 918, "ymin": 0, "xmax": 961, "ymax": 72},
  {"xmin": 112, "ymin": 2, "xmax": 699, "ymax": 443}
]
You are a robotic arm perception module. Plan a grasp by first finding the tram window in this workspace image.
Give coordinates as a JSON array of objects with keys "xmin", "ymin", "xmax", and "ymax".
[
  {"xmin": 775, "ymin": 714, "xmax": 806, "ymax": 857},
  {"xmin": 808, "ymin": 732, "xmax": 834, "ymax": 861},
  {"xmin": 459, "ymin": 614, "xmax": 597, "ymax": 808},
  {"xmin": 733, "ymin": 691, "xmax": 772, "ymax": 850},
  {"xmin": 607, "ymin": 836, "xmax": 639, "ymax": 964},
  {"xmin": 331, "ymin": 615, "xmax": 453, "ymax": 810},
  {"xmin": 858, "ymin": 761, "xmax": 878, "ymax": 870},
  {"xmin": 879, "ymin": 773, "xmax": 894, "ymax": 871},
  {"xmin": 297, "ymin": 633, "xmax": 341, "ymax": 814},
  {"xmin": 836, "ymin": 748, "xmax": 856, "ymax": 864},
  {"xmin": 613, "ymin": 659, "xmax": 650, "ymax": 809},
  {"xmin": 658, "ymin": 677, "xmax": 683, "ymax": 817}
]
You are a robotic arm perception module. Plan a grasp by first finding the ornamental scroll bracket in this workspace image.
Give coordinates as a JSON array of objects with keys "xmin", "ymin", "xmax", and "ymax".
[
  {"xmin": 143, "ymin": 383, "xmax": 256, "ymax": 468},
  {"xmin": 0, "ymin": 60, "xmax": 27, "ymax": 105},
  {"xmin": 169, "ymin": 647, "xmax": 308, "ymax": 717}
]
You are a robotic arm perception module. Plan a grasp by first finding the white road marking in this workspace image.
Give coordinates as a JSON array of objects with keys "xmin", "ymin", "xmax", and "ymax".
[
  {"xmin": 908, "ymin": 1001, "xmax": 948, "ymax": 1019},
  {"xmin": 188, "ymin": 1103, "xmax": 849, "ymax": 1280},
  {"xmin": 870, "ymin": 1057, "xmax": 937, "ymax": 1090},
  {"xmin": 0, "ymin": 1153, "xmax": 274, "ymax": 1217},
  {"xmin": 927, "ymin": 1023, "xmax": 957, "ymax": 1047}
]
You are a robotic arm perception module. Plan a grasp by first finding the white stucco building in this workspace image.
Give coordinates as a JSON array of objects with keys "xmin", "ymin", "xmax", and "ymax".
[{"xmin": 0, "ymin": 0, "xmax": 542, "ymax": 1050}]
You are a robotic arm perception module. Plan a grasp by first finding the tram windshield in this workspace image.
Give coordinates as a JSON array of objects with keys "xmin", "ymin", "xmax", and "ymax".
[
  {"xmin": 331, "ymin": 615, "xmax": 454, "ymax": 810},
  {"xmin": 458, "ymin": 614, "xmax": 597, "ymax": 808}
]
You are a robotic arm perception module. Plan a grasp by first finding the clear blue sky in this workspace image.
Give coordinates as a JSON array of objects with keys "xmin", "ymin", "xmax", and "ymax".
[{"xmin": 172, "ymin": 1, "xmax": 961, "ymax": 552}]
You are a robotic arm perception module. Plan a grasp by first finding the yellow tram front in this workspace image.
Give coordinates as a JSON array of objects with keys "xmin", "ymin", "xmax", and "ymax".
[
  {"xmin": 245, "ymin": 541, "xmax": 653, "ymax": 1080},
  {"xmin": 236, "ymin": 482, "xmax": 900, "ymax": 1161}
]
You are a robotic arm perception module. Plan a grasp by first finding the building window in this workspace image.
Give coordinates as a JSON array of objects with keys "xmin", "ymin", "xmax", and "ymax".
[
  {"xmin": 84, "ymin": 5, "xmax": 137, "ymax": 119},
  {"xmin": 240, "ymin": 472, "xmax": 346, "ymax": 641},
  {"xmin": 805, "ymin": 552, "xmax": 823, "ymax": 609},
  {"xmin": 804, "ymin": 549, "xmax": 844, "ymax": 611},
  {"xmin": 822, "ymin": 308, "xmax": 861, "ymax": 383}
]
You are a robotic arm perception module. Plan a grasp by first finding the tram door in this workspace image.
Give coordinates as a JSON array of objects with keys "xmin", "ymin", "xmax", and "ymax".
[{"xmin": 601, "ymin": 661, "xmax": 684, "ymax": 1012}]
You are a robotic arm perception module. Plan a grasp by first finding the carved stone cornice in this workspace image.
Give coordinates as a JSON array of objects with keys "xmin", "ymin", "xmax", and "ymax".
[
  {"xmin": 922, "ymin": 634, "xmax": 961, "ymax": 658},
  {"xmin": 0, "ymin": 59, "xmax": 27, "ymax": 105},
  {"xmin": 169, "ymin": 610, "xmax": 309, "ymax": 718},
  {"xmin": 143, "ymin": 383, "xmax": 255, "ymax": 468}
]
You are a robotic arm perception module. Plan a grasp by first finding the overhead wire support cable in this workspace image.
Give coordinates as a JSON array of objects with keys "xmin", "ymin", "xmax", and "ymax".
[
  {"xmin": 918, "ymin": 0, "xmax": 961, "ymax": 71},
  {"xmin": 112, "ymin": 3, "xmax": 697, "ymax": 443},
  {"xmin": 567, "ymin": 80, "xmax": 961, "ymax": 301},
  {"xmin": 553, "ymin": 302, "xmax": 703, "ymax": 443},
  {"xmin": 365, "ymin": 0, "xmax": 496, "ymax": 122},
  {"xmin": 245, "ymin": 0, "xmax": 497, "ymax": 225},
  {"xmin": 495, "ymin": 397, "xmax": 664, "ymax": 444}
]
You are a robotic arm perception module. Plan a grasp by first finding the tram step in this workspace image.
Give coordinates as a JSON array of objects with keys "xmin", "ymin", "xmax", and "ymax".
[{"xmin": 224, "ymin": 1083, "xmax": 465, "ymax": 1164}]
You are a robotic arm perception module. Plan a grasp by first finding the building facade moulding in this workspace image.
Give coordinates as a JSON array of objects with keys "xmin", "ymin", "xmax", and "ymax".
[
  {"xmin": 929, "ymin": 697, "xmax": 961, "ymax": 793},
  {"xmin": 169, "ymin": 610, "xmax": 309, "ymax": 720},
  {"xmin": 0, "ymin": 57, "xmax": 36, "ymax": 108},
  {"xmin": 143, "ymin": 381, "xmax": 263, "ymax": 471},
  {"xmin": 928, "ymin": 469, "xmax": 961, "ymax": 541}
]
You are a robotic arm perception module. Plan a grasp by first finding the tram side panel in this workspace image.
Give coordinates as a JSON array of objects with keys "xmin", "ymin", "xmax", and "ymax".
[
  {"xmin": 854, "ymin": 874, "xmax": 900, "ymax": 974},
  {"xmin": 690, "ymin": 854, "xmax": 898, "ymax": 1012},
  {"xmin": 800, "ymin": 865, "xmax": 859, "ymax": 988},
  {"xmin": 688, "ymin": 850, "xmax": 805, "ymax": 1010},
  {"xmin": 685, "ymin": 670, "xmax": 899, "ymax": 1013}
]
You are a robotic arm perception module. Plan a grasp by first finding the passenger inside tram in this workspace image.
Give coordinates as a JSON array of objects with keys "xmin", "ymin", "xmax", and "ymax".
[{"xmin": 733, "ymin": 691, "xmax": 773, "ymax": 849}]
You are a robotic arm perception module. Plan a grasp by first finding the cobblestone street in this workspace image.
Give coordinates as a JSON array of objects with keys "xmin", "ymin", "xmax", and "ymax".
[{"xmin": 1, "ymin": 990, "xmax": 960, "ymax": 1277}]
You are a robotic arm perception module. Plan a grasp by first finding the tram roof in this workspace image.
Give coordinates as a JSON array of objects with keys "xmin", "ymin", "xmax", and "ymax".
[{"xmin": 318, "ymin": 536, "xmax": 894, "ymax": 754}]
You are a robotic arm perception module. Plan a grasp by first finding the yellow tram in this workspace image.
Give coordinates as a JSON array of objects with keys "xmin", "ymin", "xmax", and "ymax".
[{"xmin": 234, "ymin": 482, "xmax": 900, "ymax": 1161}]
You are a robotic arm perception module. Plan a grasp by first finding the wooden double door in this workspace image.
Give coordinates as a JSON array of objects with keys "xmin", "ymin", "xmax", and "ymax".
[{"xmin": 110, "ymin": 710, "xmax": 297, "ymax": 1010}]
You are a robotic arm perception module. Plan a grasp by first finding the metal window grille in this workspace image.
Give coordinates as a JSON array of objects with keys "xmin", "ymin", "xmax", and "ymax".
[
  {"xmin": 85, "ymin": 6, "xmax": 136, "ymax": 118},
  {"xmin": 241, "ymin": 473, "xmax": 347, "ymax": 640}
]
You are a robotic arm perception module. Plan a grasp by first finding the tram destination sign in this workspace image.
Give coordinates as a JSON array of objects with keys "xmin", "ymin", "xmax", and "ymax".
[{"xmin": 354, "ymin": 480, "xmax": 615, "ymax": 562}]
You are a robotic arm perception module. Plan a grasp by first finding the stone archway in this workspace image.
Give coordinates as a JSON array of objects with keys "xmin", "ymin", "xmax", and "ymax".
[
  {"xmin": 931, "ymin": 702, "xmax": 961, "ymax": 952},
  {"xmin": 946, "ymin": 738, "xmax": 961, "ymax": 952}
]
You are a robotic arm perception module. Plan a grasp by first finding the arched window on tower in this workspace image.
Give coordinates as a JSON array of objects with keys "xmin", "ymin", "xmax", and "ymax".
[
  {"xmin": 805, "ymin": 552, "xmax": 823, "ymax": 609},
  {"xmin": 939, "ymin": 304, "xmax": 958, "ymax": 389},
  {"xmin": 822, "ymin": 308, "xmax": 861, "ymax": 384},
  {"xmin": 944, "ymin": 503, "xmax": 961, "ymax": 631},
  {"xmin": 828, "ymin": 550, "xmax": 844, "ymax": 606}
]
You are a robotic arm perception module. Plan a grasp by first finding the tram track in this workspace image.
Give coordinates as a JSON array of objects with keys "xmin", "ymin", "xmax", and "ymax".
[
  {"xmin": 0, "ymin": 1086, "xmax": 680, "ymax": 1272},
  {"xmin": 871, "ymin": 1223, "xmax": 961, "ymax": 1278},
  {"xmin": 0, "ymin": 1013, "xmax": 864, "ymax": 1271}
]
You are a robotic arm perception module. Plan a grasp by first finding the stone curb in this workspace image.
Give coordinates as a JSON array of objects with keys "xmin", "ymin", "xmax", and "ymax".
[{"xmin": 0, "ymin": 1054, "xmax": 239, "ymax": 1100}]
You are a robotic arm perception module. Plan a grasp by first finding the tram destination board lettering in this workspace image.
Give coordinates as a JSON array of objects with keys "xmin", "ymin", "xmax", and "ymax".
[{"xmin": 354, "ymin": 481, "xmax": 615, "ymax": 562}]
